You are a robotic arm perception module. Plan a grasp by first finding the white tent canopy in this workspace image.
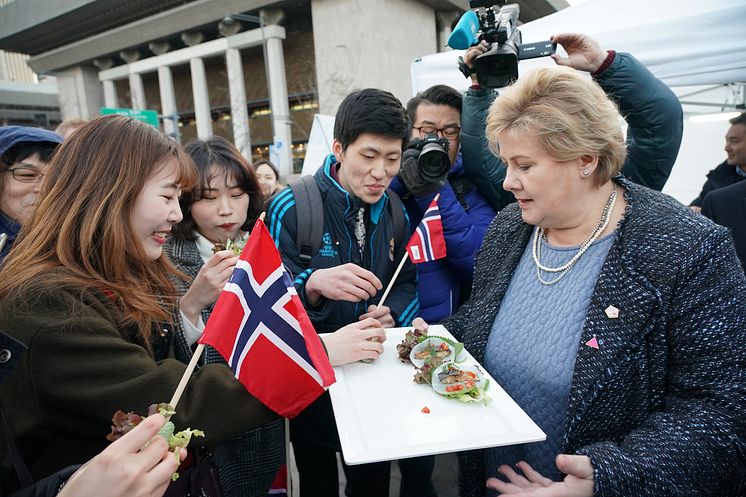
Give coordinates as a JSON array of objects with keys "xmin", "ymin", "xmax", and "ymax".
[{"xmin": 411, "ymin": 0, "xmax": 746, "ymax": 94}]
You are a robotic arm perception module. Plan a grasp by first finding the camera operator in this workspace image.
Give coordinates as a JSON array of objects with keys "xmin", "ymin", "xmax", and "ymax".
[
  {"xmin": 391, "ymin": 86, "xmax": 497, "ymax": 325},
  {"xmin": 460, "ymin": 32, "xmax": 683, "ymax": 212}
]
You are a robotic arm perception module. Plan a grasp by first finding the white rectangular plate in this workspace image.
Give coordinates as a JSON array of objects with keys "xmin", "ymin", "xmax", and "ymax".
[{"xmin": 329, "ymin": 325, "xmax": 546, "ymax": 465}]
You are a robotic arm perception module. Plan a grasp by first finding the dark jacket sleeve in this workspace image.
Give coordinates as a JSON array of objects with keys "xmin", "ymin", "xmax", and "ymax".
[
  {"xmin": 7, "ymin": 466, "xmax": 79, "ymax": 497},
  {"xmin": 578, "ymin": 228, "xmax": 746, "ymax": 496},
  {"xmin": 595, "ymin": 52, "xmax": 683, "ymax": 191},
  {"xmin": 701, "ymin": 189, "xmax": 717, "ymax": 219},
  {"xmin": 460, "ymin": 86, "xmax": 514, "ymax": 212},
  {"xmin": 691, "ymin": 170, "xmax": 720, "ymax": 208},
  {"xmin": 27, "ymin": 295, "xmax": 277, "ymax": 446}
]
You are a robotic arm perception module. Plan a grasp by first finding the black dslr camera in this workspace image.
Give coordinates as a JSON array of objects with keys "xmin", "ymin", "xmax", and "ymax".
[
  {"xmin": 449, "ymin": 2, "xmax": 556, "ymax": 88},
  {"xmin": 408, "ymin": 134, "xmax": 450, "ymax": 182}
]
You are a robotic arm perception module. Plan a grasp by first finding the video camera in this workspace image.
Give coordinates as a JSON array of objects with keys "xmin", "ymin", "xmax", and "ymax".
[{"xmin": 448, "ymin": 2, "xmax": 556, "ymax": 88}]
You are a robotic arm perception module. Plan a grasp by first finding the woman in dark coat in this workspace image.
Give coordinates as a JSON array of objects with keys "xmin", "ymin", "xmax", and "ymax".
[
  {"xmin": 0, "ymin": 116, "xmax": 385, "ymax": 495},
  {"xmin": 416, "ymin": 62, "xmax": 746, "ymax": 496}
]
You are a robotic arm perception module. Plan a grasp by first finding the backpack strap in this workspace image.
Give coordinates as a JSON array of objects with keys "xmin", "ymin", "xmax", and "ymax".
[
  {"xmin": 289, "ymin": 176, "xmax": 324, "ymax": 269},
  {"xmin": 387, "ymin": 190, "xmax": 407, "ymax": 248}
]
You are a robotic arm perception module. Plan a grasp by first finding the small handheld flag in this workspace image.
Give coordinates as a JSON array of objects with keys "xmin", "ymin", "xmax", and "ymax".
[
  {"xmin": 198, "ymin": 219, "xmax": 335, "ymax": 419},
  {"xmin": 378, "ymin": 195, "xmax": 447, "ymax": 308},
  {"xmin": 405, "ymin": 196, "xmax": 447, "ymax": 264}
]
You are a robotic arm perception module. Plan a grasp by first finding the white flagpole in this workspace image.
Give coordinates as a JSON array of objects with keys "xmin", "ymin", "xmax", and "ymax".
[
  {"xmin": 169, "ymin": 343, "xmax": 205, "ymax": 409},
  {"xmin": 377, "ymin": 251, "xmax": 408, "ymax": 308},
  {"xmin": 286, "ymin": 418, "xmax": 294, "ymax": 497},
  {"xmin": 377, "ymin": 193, "xmax": 439, "ymax": 308}
]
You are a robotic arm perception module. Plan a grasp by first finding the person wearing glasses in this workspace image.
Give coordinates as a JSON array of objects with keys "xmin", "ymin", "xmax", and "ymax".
[{"xmin": 0, "ymin": 126, "xmax": 62, "ymax": 264}]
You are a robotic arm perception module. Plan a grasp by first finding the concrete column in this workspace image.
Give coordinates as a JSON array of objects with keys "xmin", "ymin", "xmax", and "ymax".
[
  {"xmin": 437, "ymin": 11, "xmax": 461, "ymax": 52},
  {"xmin": 190, "ymin": 57, "xmax": 212, "ymax": 139},
  {"xmin": 55, "ymin": 65, "xmax": 105, "ymax": 119},
  {"xmin": 120, "ymin": 50, "xmax": 145, "ymax": 111},
  {"xmin": 102, "ymin": 80, "xmax": 118, "ymax": 108},
  {"xmin": 311, "ymin": 0, "xmax": 437, "ymax": 114},
  {"xmin": 226, "ymin": 48, "xmax": 251, "ymax": 160},
  {"xmin": 128, "ymin": 73, "xmax": 146, "ymax": 111},
  {"xmin": 261, "ymin": 8, "xmax": 293, "ymax": 178},
  {"xmin": 157, "ymin": 66, "xmax": 178, "ymax": 138}
]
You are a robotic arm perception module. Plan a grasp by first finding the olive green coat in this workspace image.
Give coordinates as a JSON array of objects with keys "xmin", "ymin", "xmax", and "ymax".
[{"xmin": 0, "ymin": 275, "xmax": 276, "ymax": 484}]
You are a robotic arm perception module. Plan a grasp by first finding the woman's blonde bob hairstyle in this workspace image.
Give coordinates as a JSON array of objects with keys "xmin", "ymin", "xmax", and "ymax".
[{"xmin": 486, "ymin": 66, "xmax": 627, "ymax": 186}]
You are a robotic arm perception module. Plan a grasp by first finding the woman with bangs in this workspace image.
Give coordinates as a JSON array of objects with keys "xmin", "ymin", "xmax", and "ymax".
[
  {"xmin": 0, "ymin": 116, "xmax": 277, "ymax": 492},
  {"xmin": 165, "ymin": 136, "xmax": 284, "ymax": 497},
  {"xmin": 416, "ymin": 63, "xmax": 745, "ymax": 496},
  {"xmin": 0, "ymin": 115, "xmax": 387, "ymax": 495}
]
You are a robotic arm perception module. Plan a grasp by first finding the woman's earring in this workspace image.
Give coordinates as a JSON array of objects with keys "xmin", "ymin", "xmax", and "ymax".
[{"xmin": 582, "ymin": 169, "xmax": 591, "ymax": 176}]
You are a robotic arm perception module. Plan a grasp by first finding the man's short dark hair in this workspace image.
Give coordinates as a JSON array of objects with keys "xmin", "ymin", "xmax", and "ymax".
[
  {"xmin": 406, "ymin": 84, "xmax": 463, "ymax": 123},
  {"xmin": 334, "ymin": 89, "xmax": 409, "ymax": 151},
  {"xmin": 729, "ymin": 112, "xmax": 746, "ymax": 126}
]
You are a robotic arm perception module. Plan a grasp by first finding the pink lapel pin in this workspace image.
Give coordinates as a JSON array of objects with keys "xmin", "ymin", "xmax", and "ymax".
[
  {"xmin": 585, "ymin": 336, "xmax": 599, "ymax": 349},
  {"xmin": 604, "ymin": 305, "xmax": 619, "ymax": 319}
]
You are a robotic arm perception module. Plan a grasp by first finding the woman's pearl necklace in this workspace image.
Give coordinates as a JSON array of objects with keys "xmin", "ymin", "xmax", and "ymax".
[{"xmin": 532, "ymin": 187, "xmax": 618, "ymax": 286}]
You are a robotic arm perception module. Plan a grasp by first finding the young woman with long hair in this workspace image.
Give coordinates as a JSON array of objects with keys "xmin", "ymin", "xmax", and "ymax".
[{"xmin": 0, "ymin": 116, "xmax": 385, "ymax": 494}]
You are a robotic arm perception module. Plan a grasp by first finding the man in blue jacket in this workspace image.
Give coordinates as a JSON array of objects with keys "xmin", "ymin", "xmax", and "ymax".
[
  {"xmin": 390, "ymin": 85, "xmax": 496, "ymax": 325},
  {"xmin": 266, "ymin": 88, "xmax": 417, "ymax": 497}
]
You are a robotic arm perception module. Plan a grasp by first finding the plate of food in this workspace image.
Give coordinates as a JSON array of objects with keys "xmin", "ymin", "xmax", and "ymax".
[{"xmin": 328, "ymin": 324, "xmax": 546, "ymax": 465}]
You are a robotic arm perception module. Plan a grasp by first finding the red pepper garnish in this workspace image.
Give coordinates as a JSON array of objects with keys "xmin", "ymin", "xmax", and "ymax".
[
  {"xmin": 421, "ymin": 406, "xmax": 430, "ymax": 414},
  {"xmin": 445, "ymin": 384, "xmax": 465, "ymax": 392}
]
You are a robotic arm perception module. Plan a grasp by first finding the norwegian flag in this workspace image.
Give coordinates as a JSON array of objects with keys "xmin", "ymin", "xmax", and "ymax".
[
  {"xmin": 406, "ymin": 195, "xmax": 447, "ymax": 264},
  {"xmin": 198, "ymin": 219, "xmax": 335, "ymax": 419}
]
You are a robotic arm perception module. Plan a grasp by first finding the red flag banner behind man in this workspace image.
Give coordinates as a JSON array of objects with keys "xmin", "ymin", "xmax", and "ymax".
[
  {"xmin": 199, "ymin": 219, "xmax": 335, "ymax": 419},
  {"xmin": 406, "ymin": 196, "xmax": 447, "ymax": 264}
]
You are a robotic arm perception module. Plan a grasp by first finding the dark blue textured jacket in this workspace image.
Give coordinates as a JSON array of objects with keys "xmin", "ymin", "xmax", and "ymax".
[
  {"xmin": 444, "ymin": 177, "xmax": 746, "ymax": 497},
  {"xmin": 461, "ymin": 52, "xmax": 683, "ymax": 212},
  {"xmin": 266, "ymin": 155, "xmax": 418, "ymax": 333},
  {"xmin": 389, "ymin": 153, "xmax": 495, "ymax": 322}
]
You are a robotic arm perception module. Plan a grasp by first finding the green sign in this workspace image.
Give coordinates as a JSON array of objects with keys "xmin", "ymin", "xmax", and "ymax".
[{"xmin": 100, "ymin": 107, "xmax": 159, "ymax": 128}]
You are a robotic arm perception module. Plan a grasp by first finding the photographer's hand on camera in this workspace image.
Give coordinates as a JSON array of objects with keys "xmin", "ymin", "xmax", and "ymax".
[
  {"xmin": 398, "ymin": 146, "xmax": 447, "ymax": 198},
  {"xmin": 550, "ymin": 33, "xmax": 608, "ymax": 73},
  {"xmin": 464, "ymin": 41, "xmax": 490, "ymax": 86}
]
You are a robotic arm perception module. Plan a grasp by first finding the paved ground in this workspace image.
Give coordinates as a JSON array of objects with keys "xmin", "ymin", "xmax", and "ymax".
[{"xmin": 287, "ymin": 448, "xmax": 460, "ymax": 497}]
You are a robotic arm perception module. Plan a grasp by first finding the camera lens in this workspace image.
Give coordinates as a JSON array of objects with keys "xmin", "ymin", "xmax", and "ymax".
[{"xmin": 418, "ymin": 141, "xmax": 451, "ymax": 182}]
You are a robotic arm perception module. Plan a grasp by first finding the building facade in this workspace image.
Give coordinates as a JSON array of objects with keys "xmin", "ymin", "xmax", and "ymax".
[{"xmin": 0, "ymin": 0, "xmax": 564, "ymax": 175}]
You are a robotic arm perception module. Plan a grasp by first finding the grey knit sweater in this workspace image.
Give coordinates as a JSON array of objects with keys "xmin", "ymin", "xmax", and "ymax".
[{"xmin": 442, "ymin": 176, "xmax": 746, "ymax": 497}]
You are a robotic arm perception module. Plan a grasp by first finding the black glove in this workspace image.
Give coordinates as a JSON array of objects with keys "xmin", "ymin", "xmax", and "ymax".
[{"xmin": 397, "ymin": 147, "xmax": 447, "ymax": 198}]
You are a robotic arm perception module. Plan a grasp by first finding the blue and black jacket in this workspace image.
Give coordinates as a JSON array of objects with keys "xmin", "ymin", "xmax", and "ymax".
[
  {"xmin": 265, "ymin": 154, "xmax": 419, "ymax": 333},
  {"xmin": 389, "ymin": 153, "xmax": 496, "ymax": 322}
]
